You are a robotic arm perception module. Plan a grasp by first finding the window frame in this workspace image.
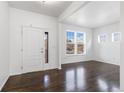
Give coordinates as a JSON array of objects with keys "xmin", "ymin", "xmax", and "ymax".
[
  {"xmin": 98, "ymin": 34, "xmax": 107, "ymax": 43},
  {"xmin": 112, "ymin": 32, "xmax": 121, "ymax": 42},
  {"xmin": 66, "ymin": 30, "xmax": 86, "ymax": 56}
]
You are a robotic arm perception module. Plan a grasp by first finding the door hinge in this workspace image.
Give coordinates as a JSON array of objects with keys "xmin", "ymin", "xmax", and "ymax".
[
  {"xmin": 21, "ymin": 66, "xmax": 23, "ymax": 70},
  {"xmin": 21, "ymin": 30, "xmax": 23, "ymax": 36},
  {"xmin": 21, "ymin": 49, "xmax": 23, "ymax": 52}
]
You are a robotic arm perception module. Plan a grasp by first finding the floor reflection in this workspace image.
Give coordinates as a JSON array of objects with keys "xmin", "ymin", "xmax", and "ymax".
[
  {"xmin": 97, "ymin": 78, "xmax": 108, "ymax": 91},
  {"xmin": 112, "ymin": 86, "xmax": 120, "ymax": 91},
  {"xmin": 65, "ymin": 67, "xmax": 86, "ymax": 91},
  {"xmin": 65, "ymin": 69, "xmax": 75, "ymax": 91},
  {"xmin": 43, "ymin": 75, "xmax": 50, "ymax": 88},
  {"xmin": 76, "ymin": 67, "xmax": 86, "ymax": 90},
  {"xmin": 97, "ymin": 78, "xmax": 120, "ymax": 92}
]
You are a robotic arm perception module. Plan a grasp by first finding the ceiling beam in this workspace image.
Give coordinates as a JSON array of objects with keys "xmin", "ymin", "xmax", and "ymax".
[{"xmin": 58, "ymin": 1, "xmax": 90, "ymax": 22}]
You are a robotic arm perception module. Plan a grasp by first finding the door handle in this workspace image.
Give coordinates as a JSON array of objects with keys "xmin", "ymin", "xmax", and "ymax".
[
  {"xmin": 41, "ymin": 51, "xmax": 44, "ymax": 53},
  {"xmin": 41, "ymin": 48, "xmax": 44, "ymax": 53}
]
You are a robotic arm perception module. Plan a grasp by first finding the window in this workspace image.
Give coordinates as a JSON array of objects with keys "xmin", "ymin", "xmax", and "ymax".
[
  {"xmin": 66, "ymin": 32, "xmax": 75, "ymax": 54},
  {"xmin": 98, "ymin": 34, "xmax": 107, "ymax": 43},
  {"xmin": 76, "ymin": 32, "xmax": 85, "ymax": 54},
  {"xmin": 44, "ymin": 32, "xmax": 48, "ymax": 63},
  {"xmin": 66, "ymin": 31, "xmax": 86, "ymax": 55},
  {"xmin": 112, "ymin": 32, "xmax": 121, "ymax": 42}
]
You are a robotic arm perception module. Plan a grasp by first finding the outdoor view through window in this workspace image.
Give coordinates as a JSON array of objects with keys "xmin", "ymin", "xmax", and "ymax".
[{"xmin": 66, "ymin": 31, "xmax": 86, "ymax": 55}]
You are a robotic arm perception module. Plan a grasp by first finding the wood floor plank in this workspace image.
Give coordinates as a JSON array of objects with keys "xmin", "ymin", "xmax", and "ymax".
[{"xmin": 1, "ymin": 61, "xmax": 120, "ymax": 92}]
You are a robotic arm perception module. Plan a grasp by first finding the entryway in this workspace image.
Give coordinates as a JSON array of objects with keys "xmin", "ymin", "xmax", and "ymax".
[{"xmin": 22, "ymin": 26, "xmax": 45, "ymax": 73}]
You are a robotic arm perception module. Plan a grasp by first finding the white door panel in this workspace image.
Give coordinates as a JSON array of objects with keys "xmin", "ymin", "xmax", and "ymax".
[{"xmin": 22, "ymin": 27, "xmax": 44, "ymax": 73}]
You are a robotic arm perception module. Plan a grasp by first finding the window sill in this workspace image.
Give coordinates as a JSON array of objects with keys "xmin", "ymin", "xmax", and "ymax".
[{"xmin": 65, "ymin": 54, "xmax": 86, "ymax": 57}]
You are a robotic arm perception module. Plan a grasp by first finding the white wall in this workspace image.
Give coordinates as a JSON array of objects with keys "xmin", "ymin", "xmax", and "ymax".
[
  {"xmin": 9, "ymin": 7, "xmax": 59, "ymax": 75},
  {"xmin": 59, "ymin": 23, "xmax": 93, "ymax": 64},
  {"xmin": 120, "ymin": 2, "xmax": 124, "ymax": 91},
  {"xmin": 93, "ymin": 22, "xmax": 120, "ymax": 65},
  {"xmin": 0, "ymin": 2, "xmax": 9, "ymax": 91}
]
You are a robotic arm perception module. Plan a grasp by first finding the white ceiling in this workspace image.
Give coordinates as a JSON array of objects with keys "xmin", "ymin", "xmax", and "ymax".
[
  {"xmin": 9, "ymin": 1, "xmax": 120, "ymax": 28},
  {"xmin": 8, "ymin": 1, "xmax": 72, "ymax": 17},
  {"xmin": 63, "ymin": 1, "xmax": 120, "ymax": 28}
]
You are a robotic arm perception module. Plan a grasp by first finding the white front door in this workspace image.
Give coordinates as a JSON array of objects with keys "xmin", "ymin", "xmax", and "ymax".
[{"xmin": 22, "ymin": 27, "xmax": 44, "ymax": 73}]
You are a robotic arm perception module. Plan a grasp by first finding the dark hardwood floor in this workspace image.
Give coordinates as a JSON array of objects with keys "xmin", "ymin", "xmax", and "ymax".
[{"xmin": 1, "ymin": 61, "xmax": 120, "ymax": 92}]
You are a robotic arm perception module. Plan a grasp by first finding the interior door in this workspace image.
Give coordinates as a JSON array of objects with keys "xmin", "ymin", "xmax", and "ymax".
[{"xmin": 22, "ymin": 27, "xmax": 44, "ymax": 73}]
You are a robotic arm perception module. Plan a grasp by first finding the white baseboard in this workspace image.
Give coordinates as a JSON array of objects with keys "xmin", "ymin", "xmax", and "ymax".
[
  {"xmin": 58, "ymin": 66, "xmax": 62, "ymax": 70},
  {"xmin": 10, "ymin": 66, "xmax": 59, "ymax": 76},
  {"xmin": 0, "ymin": 75, "xmax": 9, "ymax": 91},
  {"xmin": 93, "ymin": 59, "xmax": 120, "ymax": 66},
  {"xmin": 61, "ymin": 60, "xmax": 93, "ymax": 64}
]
